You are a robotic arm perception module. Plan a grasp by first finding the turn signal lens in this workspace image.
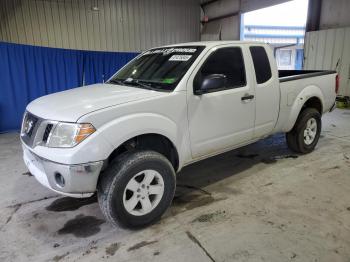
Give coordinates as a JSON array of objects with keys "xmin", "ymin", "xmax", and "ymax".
[{"xmin": 74, "ymin": 124, "xmax": 96, "ymax": 144}]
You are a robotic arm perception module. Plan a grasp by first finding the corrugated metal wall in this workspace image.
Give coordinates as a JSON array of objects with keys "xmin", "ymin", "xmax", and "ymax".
[
  {"xmin": 0, "ymin": 0, "xmax": 200, "ymax": 52},
  {"xmin": 304, "ymin": 28, "xmax": 350, "ymax": 97}
]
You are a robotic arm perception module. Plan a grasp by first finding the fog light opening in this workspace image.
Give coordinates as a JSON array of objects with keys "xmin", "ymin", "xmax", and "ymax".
[{"xmin": 55, "ymin": 172, "xmax": 65, "ymax": 187}]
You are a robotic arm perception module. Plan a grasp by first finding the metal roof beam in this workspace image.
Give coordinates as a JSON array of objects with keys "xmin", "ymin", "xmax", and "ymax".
[{"xmin": 306, "ymin": 0, "xmax": 322, "ymax": 32}]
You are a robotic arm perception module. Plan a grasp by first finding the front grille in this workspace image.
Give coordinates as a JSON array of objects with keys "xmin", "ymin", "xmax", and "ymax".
[
  {"xmin": 42, "ymin": 124, "xmax": 53, "ymax": 143},
  {"xmin": 21, "ymin": 113, "xmax": 41, "ymax": 147},
  {"xmin": 21, "ymin": 112, "xmax": 57, "ymax": 148}
]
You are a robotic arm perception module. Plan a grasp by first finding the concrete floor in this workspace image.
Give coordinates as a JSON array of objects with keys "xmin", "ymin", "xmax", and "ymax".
[{"xmin": 1, "ymin": 109, "xmax": 350, "ymax": 262}]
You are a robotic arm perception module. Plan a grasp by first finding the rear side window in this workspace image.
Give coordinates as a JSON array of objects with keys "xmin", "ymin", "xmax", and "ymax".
[
  {"xmin": 195, "ymin": 47, "xmax": 246, "ymax": 89},
  {"xmin": 250, "ymin": 46, "xmax": 272, "ymax": 84}
]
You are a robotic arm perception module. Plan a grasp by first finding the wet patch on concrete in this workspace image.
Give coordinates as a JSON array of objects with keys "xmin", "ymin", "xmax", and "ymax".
[
  {"xmin": 46, "ymin": 195, "xmax": 97, "ymax": 212},
  {"xmin": 173, "ymin": 193, "xmax": 226, "ymax": 211},
  {"xmin": 263, "ymin": 182, "xmax": 273, "ymax": 187},
  {"xmin": 230, "ymin": 250, "xmax": 251, "ymax": 260},
  {"xmin": 261, "ymin": 157, "xmax": 278, "ymax": 164},
  {"xmin": 173, "ymin": 183, "xmax": 227, "ymax": 212},
  {"xmin": 127, "ymin": 240, "xmax": 158, "ymax": 252},
  {"xmin": 105, "ymin": 242, "xmax": 119, "ymax": 256},
  {"xmin": 323, "ymin": 165, "xmax": 341, "ymax": 172},
  {"xmin": 82, "ymin": 240, "xmax": 98, "ymax": 256},
  {"xmin": 6, "ymin": 196, "xmax": 58, "ymax": 209},
  {"xmin": 261, "ymin": 154, "xmax": 298, "ymax": 164},
  {"xmin": 57, "ymin": 214, "xmax": 105, "ymax": 238},
  {"xmin": 219, "ymin": 186, "xmax": 242, "ymax": 195},
  {"xmin": 52, "ymin": 252, "xmax": 69, "ymax": 262},
  {"xmin": 265, "ymin": 220, "xmax": 288, "ymax": 231},
  {"xmin": 5, "ymin": 203, "xmax": 21, "ymax": 224},
  {"xmin": 341, "ymin": 144, "xmax": 350, "ymax": 150},
  {"xmin": 176, "ymin": 184, "xmax": 211, "ymax": 196},
  {"xmin": 236, "ymin": 153, "xmax": 259, "ymax": 159},
  {"xmin": 192, "ymin": 210, "xmax": 226, "ymax": 223}
]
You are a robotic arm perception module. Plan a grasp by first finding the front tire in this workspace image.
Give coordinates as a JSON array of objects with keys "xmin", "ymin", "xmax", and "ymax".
[
  {"xmin": 286, "ymin": 108, "xmax": 322, "ymax": 154},
  {"xmin": 97, "ymin": 150, "xmax": 176, "ymax": 228}
]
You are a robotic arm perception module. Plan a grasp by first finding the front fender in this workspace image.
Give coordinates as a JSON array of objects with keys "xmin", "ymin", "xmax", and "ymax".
[
  {"xmin": 282, "ymin": 85, "xmax": 324, "ymax": 132},
  {"xmin": 97, "ymin": 112, "xmax": 183, "ymax": 159},
  {"xmin": 99, "ymin": 113, "xmax": 177, "ymax": 147}
]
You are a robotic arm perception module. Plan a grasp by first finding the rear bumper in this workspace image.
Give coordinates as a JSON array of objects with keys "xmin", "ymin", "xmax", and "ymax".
[{"xmin": 22, "ymin": 145, "xmax": 103, "ymax": 198}]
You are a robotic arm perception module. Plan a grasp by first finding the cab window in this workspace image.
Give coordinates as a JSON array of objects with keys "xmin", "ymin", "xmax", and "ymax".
[
  {"xmin": 249, "ymin": 46, "xmax": 272, "ymax": 84},
  {"xmin": 194, "ymin": 47, "xmax": 246, "ymax": 91}
]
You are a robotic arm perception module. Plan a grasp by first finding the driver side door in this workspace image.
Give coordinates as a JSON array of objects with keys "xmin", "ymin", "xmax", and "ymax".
[{"xmin": 187, "ymin": 45, "xmax": 256, "ymax": 158}]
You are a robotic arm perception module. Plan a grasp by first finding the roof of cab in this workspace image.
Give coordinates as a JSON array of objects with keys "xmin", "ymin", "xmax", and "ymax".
[{"xmin": 159, "ymin": 41, "xmax": 267, "ymax": 48}]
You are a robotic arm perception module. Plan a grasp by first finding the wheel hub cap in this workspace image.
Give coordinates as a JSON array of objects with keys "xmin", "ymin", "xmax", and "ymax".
[
  {"xmin": 304, "ymin": 118, "xmax": 317, "ymax": 145},
  {"xmin": 123, "ymin": 170, "xmax": 164, "ymax": 216}
]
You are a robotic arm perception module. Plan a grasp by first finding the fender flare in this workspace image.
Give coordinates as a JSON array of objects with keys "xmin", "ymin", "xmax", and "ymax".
[{"xmin": 282, "ymin": 85, "xmax": 324, "ymax": 132}]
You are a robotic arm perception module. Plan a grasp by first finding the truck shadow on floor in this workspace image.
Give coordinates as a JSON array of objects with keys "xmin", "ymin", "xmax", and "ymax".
[{"xmin": 173, "ymin": 133, "xmax": 298, "ymax": 211}]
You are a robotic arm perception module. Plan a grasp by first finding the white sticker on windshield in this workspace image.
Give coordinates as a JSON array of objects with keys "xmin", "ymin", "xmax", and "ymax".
[{"xmin": 169, "ymin": 55, "xmax": 192, "ymax": 61}]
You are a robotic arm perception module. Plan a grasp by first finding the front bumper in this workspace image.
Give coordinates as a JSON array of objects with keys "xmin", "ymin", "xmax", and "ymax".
[{"xmin": 23, "ymin": 145, "xmax": 103, "ymax": 198}]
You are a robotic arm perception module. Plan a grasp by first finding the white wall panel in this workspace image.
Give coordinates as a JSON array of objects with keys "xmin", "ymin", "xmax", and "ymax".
[
  {"xmin": 304, "ymin": 28, "xmax": 350, "ymax": 96},
  {"xmin": 0, "ymin": 0, "xmax": 200, "ymax": 52}
]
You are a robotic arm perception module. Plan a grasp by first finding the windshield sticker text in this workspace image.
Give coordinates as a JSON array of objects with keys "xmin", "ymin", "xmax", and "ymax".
[
  {"xmin": 169, "ymin": 55, "xmax": 192, "ymax": 61},
  {"xmin": 144, "ymin": 48, "xmax": 197, "ymax": 56}
]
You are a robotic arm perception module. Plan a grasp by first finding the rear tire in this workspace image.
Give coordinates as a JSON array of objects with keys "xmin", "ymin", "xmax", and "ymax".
[
  {"xmin": 97, "ymin": 150, "xmax": 176, "ymax": 228},
  {"xmin": 286, "ymin": 108, "xmax": 321, "ymax": 154}
]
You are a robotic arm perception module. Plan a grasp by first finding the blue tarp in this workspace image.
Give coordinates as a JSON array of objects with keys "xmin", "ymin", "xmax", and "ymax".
[{"xmin": 0, "ymin": 42, "xmax": 138, "ymax": 132}]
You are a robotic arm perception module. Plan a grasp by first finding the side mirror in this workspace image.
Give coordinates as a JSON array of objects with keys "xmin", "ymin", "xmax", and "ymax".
[{"xmin": 195, "ymin": 74, "xmax": 227, "ymax": 95}]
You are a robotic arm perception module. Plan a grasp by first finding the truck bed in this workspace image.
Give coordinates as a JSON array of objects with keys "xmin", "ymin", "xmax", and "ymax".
[{"xmin": 279, "ymin": 70, "xmax": 336, "ymax": 82}]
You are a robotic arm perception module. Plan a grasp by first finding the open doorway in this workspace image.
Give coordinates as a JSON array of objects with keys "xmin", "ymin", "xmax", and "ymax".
[{"xmin": 241, "ymin": 0, "xmax": 309, "ymax": 70}]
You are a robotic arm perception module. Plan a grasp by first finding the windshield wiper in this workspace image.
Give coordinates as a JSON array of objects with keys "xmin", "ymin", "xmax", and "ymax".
[
  {"xmin": 108, "ymin": 79, "xmax": 125, "ymax": 85},
  {"xmin": 123, "ymin": 79, "xmax": 161, "ymax": 91}
]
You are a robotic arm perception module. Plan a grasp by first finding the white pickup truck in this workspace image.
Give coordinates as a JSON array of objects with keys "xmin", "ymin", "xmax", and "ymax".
[{"xmin": 21, "ymin": 41, "xmax": 337, "ymax": 228}]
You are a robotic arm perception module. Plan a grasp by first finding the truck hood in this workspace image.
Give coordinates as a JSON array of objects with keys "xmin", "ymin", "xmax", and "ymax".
[{"xmin": 27, "ymin": 83, "xmax": 163, "ymax": 122}]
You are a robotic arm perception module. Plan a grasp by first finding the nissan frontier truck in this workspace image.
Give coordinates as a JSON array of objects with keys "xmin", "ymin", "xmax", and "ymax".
[{"xmin": 21, "ymin": 41, "xmax": 337, "ymax": 228}]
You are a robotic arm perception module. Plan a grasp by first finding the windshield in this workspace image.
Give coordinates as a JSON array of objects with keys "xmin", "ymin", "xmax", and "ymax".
[{"xmin": 108, "ymin": 46, "xmax": 205, "ymax": 91}]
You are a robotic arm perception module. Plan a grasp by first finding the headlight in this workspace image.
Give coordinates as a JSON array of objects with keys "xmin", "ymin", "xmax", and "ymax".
[{"xmin": 47, "ymin": 122, "xmax": 96, "ymax": 148}]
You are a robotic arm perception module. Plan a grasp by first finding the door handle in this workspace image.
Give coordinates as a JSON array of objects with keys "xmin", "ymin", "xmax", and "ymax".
[{"xmin": 241, "ymin": 94, "xmax": 254, "ymax": 101}]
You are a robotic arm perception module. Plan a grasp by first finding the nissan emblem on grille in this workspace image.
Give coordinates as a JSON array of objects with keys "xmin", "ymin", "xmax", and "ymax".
[{"xmin": 24, "ymin": 119, "xmax": 34, "ymax": 135}]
